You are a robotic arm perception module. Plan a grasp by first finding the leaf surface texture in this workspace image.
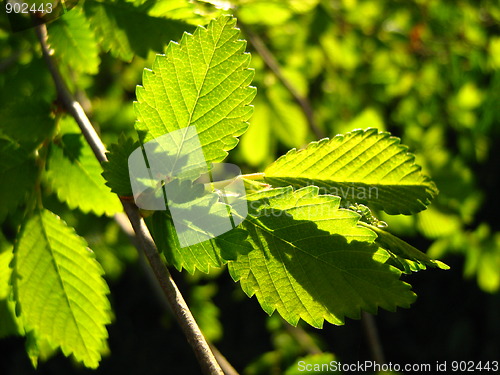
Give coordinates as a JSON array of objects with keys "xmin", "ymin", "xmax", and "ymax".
[
  {"xmin": 13, "ymin": 209, "xmax": 111, "ymax": 368},
  {"xmin": 265, "ymin": 129, "xmax": 438, "ymax": 214}
]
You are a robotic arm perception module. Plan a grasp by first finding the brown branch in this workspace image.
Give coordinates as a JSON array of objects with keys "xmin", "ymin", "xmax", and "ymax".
[
  {"xmin": 238, "ymin": 21, "xmax": 325, "ymax": 140},
  {"xmin": 114, "ymin": 213, "xmax": 240, "ymax": 375},
  {"xmin": 35, "ymin": 23, "xmax": 224, "ymax": 375}
]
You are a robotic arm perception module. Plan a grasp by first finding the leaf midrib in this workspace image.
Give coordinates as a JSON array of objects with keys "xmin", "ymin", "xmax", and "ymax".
[
  {"xmin": 185, "ymin": 18, "xmax": 227, "ymax": 128},
  {"xmin": 38, "ymin": 211, "xmax": 91, "ymax": 360}
]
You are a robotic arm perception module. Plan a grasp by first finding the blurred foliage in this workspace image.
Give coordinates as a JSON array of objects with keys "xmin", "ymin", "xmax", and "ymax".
[{"xmin": 1, "ymin": 0, "xmax": 499, "ymax": 374}]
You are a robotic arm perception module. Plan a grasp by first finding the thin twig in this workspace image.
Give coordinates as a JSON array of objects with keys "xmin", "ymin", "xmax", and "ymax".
[
  {"xmin": 35, "ymin": 23, "xmax": 224, "ymax": 375},
  {"xmin": 361, "ymin": 312, "xmax": 386, "ymax": 364},
  {"xmin": 115, "ymin": 213, "xmax": 241, "ymax": 375},
  {"xmin": 238, "ymin": 21, "xmax": 325, "ymax": 140}
]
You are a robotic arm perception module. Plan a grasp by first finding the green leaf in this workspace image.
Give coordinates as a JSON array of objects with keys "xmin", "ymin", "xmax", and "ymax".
[
  {"xmin": 0, "ymin": 99, "xmax": 55, "ymax": 150},
  {"xmin": 47, "ymin": 8, "xmax": 100, "ymax": 74},
  {"xmin": 228, "ymin": 186, "xmax": 416, "ymax": 328},
  {"xmin": 145, "ymin": 0, "xmax": 222, "ymax": 24},
  {"xmin": 102, "ymin": 135, "xmax": 139, "ymax": 196},
  {"xmin": 264, "ymin": 128, "xmax": 438, "ymax": 215},
  {"xmin": 148, "ymin": 199, "xmax": 252, "ymax": 273},
  {"xmin": 0, "ymin": 299, "xmax": 22, "ymax": 339},
  {"xmin": 84, "ymin": 0, "xmax": 194, "ymax": 61},
  {"xmin": 0, "ymin": 234, "xmax": 23, "ymax": 338},
  {"xmin": 0, "ymin": 234, "xmax": 14, "ymax": 300},
  {"xmin": 134, "ymin": 15, "xmax": 256, "ymax": 163},
  {"xmin": 45, "ymin": 133, "xmax": 122, "ymax": 216},
  {"xmin": 148, "ymin": 211, "xmax": 224, "ymax": 274},
  {"xmin": 26, "ymin": 333, "xmax": 58, "ymax": 369},
  {"xmin": 362, "ymin": 223, "xmax": 450, "ymax": 274},
  {"xmin": 0, "ymin": 139, "xmax": 37, "ymax": 223},
  {"xmin": 12, "ymin": 209, "xmax": 111, "ymax": 369}
]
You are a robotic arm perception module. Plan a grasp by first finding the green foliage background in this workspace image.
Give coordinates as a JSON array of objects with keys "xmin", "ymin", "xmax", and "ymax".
[{"xmin": 1, "ymin": 0, "xmax": 499, "ymax": 374}]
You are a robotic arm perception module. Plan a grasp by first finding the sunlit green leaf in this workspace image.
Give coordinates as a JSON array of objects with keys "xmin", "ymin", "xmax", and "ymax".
[
  {"xmin": 364, "ymin": 223, "xmax": 449, "ymax": 274},
  {"xmin": 134, "ymin": 15, "xmax": 256, "ymax": 163},
  {"xmin": 0, "ymin": 234, "xmax": 23, "ymax": 338},
  {"xmin": 228, "ymin": 186, "xmax": 416, "ymax": 328},
  {"xmin": 12, "ymin": 209, "xmax": 111, "ymax": 368},
  {"xmin": 45, "ymin": 133, "xmax": 122, "ymax": 216},
  {"xmin": 148, "ymin": 206, "xmax": 251, "ymax": 274},
  {"xmin": 265, "ymin": 128, "xmax": 438, "ymax": 215}
]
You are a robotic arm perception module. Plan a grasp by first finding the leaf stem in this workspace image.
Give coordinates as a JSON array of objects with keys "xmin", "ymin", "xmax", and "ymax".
[
  {"xmin": 35, "ymin": 23, "xmax": 224, "ymax": 375},
  {"xmin": 237, "ymin": 20, "xmax": 325, "ymax": 140},
  {"xmin": 240, "ymin": 172, "xmax": 265, "ymax": 180}
]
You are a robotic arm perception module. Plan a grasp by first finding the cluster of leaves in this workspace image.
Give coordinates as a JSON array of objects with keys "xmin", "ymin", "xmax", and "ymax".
[
  {"xmin": 103, "ymin": 13, "xmax": 446, "ymax": 343},
  {"xmin": 0, "ymin": 0, "xmax": 217, "ymax": 368},
  {"xmin": 232, "ymin": 0, "xmax": 500, "ymax": 298},
  {"xmin": 1, "ymin": 0, "xmax": 497, "ymax": 373}
]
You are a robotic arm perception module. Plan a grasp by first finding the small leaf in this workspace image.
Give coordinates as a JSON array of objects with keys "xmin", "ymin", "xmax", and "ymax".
[
  {"xmin": 0, "ymin": 234, "xmax": 23, "ymax": 338},
  {"xmin": 12, "ymin": 209, "xmax": 111, "ymax": 369},
  {"xmin": 45, "ymin": 133, "xmax": 122, "ymax": 216},
  {"xmin": 0, "ymin": 232, "xmax": 14, "ymax": 301},
  {"xmin": 228, "ymin": 186, "xmax": 416, "ymax": 328},
  {"xmin": 47, "ymin": 8, "xmax": 100, "ymax": 74},
  {"xmin": 363, "ymin": 223, "xmax": 450, "ymax": 274},
  {"xmin": 134, "ymin": 15, "xmax": 256, "ymax": 163},
  {"xmin": 264, "ymin": 128, "xmax": 438, "ymax": 214},
  {"xmin": 102, "ymin": 135, "xmax": 139, "ymax": 197}
]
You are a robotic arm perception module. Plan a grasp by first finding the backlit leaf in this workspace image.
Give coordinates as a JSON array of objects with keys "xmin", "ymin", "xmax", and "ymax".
[
  {"xmin": 265, "ymin": 128, "xmax": 438, "ymax": 214},
  {"xmin": 12, "ymin": 209, "xmax": 111, "ymax": 368},
  {"xmin": 228, "ymin": 186, "xmax": 416, "ymax": 327},
  {"xmin": 134, "ymin": 15, "xmax": 256, "ymax": 163},
  {"xmin": 45, "ymin": 133, "xmax": 122, "ymax": 216}
]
